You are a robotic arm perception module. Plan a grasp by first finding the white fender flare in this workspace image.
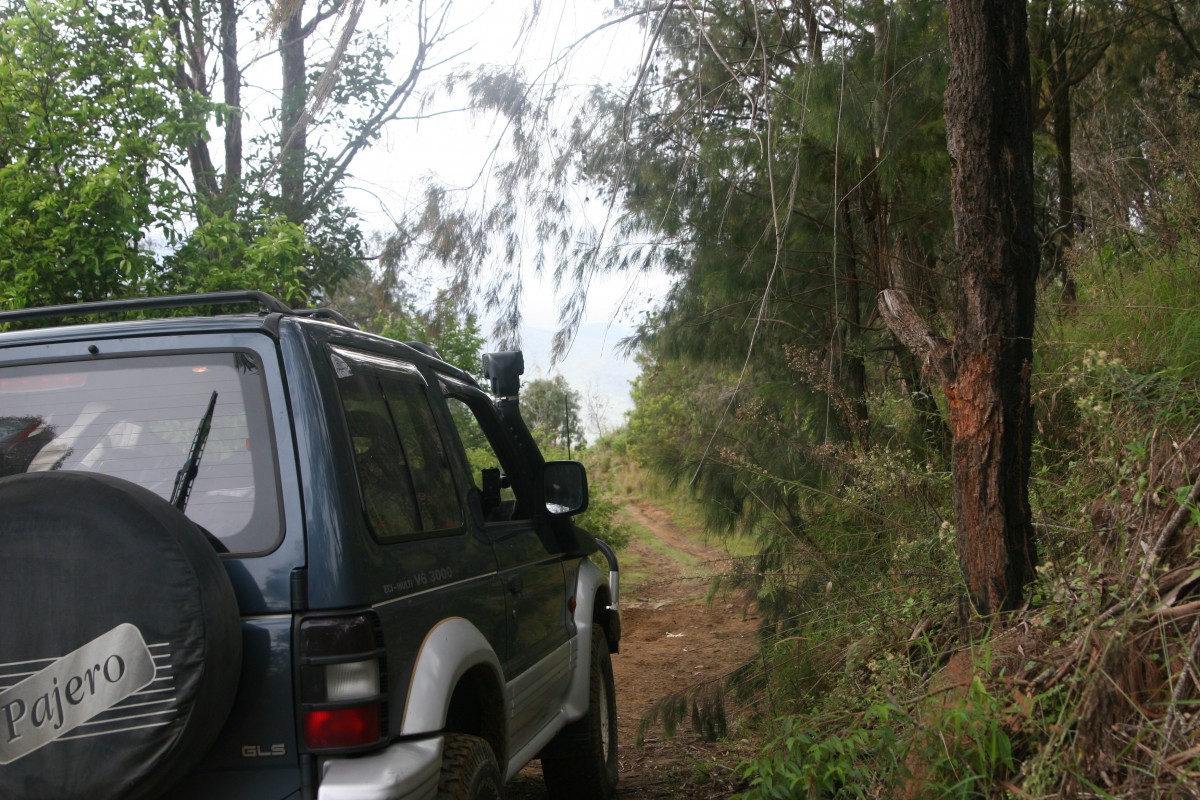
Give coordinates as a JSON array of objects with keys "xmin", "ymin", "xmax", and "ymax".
[
  {"xmin": 398, "ymin": 617, "xmax": 504, "ymax": 735},
  {"xmin": 560, "ymin": 558, "xmax": 612, "ymax": 720}
]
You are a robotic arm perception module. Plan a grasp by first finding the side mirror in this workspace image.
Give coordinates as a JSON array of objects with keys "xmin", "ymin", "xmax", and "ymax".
[{"xmin": 543, "ymin": 460, "xmax": 588, "ymax": 517}]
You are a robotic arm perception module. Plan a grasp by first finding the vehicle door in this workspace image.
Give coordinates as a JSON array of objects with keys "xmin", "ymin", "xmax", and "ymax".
[
  {"xmin": 327, "ymin": 347, "xmax": 506, "ymax": 730},
  {"xmin": 439, "ymin": 379, "xmax": 572, "ymax": 751}
]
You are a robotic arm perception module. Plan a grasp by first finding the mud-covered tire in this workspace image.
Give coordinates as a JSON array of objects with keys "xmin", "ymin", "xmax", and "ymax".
[
  {"xmin": 0, "ymin": 471, "xmax": 242, "ymax": 800},
  {"xmin": 436, "ymin": 733, "xmax": 503, "ymax": 800},
  {"xmin": 541, "ymin": 626, "xmax": 618, "ymax": 800}
]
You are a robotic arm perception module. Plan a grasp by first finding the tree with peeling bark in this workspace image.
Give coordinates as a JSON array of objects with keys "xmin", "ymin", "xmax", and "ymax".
[{"xmin": 879, "ymin": 0, "xmax": 1039, "ymax": 617}]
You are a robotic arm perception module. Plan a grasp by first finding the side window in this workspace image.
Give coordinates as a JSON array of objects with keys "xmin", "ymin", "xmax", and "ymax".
[
  {"xmin": 376, "ymin": 371, "xmax": 461, "ymax": 531},
  {"xmin": 332, "ymin": 349, "xmax": 462, "ymax": 539},
  {"xmin": 445, "ymin": 394, "xmax": 527, "ymax": 524}
]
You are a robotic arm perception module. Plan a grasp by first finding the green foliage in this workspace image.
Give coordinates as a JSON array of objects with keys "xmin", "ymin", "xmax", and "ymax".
[
  {"xmin": 574, "ymin": 482, "xmax": 630, "ymax": 552},
  {"xmin": 737, "ymin": 648, "xmax": 1022, "ymax": 799},
  {"xmin": 0, "ymin": 0, "xmax": 454, "ymax": 310},
  {"xmin": 158, "ymin": 211, "xmax": 310, "ymax": 303},
  {"xmin": 0, "ymin": 0, "xmax": 203, "ymax": 307},
  {"xmin": 530, "ymin": 434, "xmax": 632, "ymax": 553},
  {"xmin": 705, "ymin": 90, "xmax": 1200, "ymax": 798},
  {"xmin": 373, "ymin": 301, "xmax": 484, "ymax": 378},
  {"xmin": 738, "ymin": 705, "xmax": 904, "ymax": 799},
  {"xmin": 325, "ymin": 269, "xmax": 485, "ymax": 376},
  {"xmin": 521, "ymin": 376, "xmax": 586, "ymax": 450},
  {"xmin": 920, "ymin": 677, "xmax": 1015, "ymax": 796},
  {"xmin": 564, "ymin": 0, "xmax": 954, "ymax": 450}
]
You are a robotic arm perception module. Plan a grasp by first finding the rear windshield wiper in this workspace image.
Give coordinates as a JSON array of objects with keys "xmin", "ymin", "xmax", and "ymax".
[{"xmin": 171, "ymin": 391, "xmax": 218, "ymax": 512}]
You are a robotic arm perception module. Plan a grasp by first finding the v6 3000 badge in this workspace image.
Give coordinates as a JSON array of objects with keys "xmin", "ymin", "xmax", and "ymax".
[{"xmin": 0, "ymin": 623, "xmax": 156, "ymax": 764}]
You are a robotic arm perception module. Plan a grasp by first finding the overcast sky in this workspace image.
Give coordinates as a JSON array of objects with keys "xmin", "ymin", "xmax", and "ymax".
[
  {"xmin": 340, "ymin": 1, "xmax": 667, "ymax": 332},
  {"xmin": 331, "ymin": 1, "xmax": 667, "ymax": 426}
]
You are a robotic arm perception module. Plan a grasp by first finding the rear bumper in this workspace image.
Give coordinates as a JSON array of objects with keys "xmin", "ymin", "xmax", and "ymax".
[{"xmin": 317, "ymin": 737, "xmax": 442, "ymax": 800}]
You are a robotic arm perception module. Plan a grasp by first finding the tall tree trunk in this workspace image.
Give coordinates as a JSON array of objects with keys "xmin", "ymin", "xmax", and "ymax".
[
  {"xmin": 155, "ymin": 0, "xmax": 217, "ymax": 199},
  {"xmin": 880, "ymin": 0, "xmax": 1039, "ymax": 617},
  {"xmin": 798, "ymin": 0, "xmax": 823, "ymax": 63},
  {"xmin": 838, "ymin": 199, "xmax": 869, "ymax": 442},
  {"xmin": 1048, "ymin": 0, "xmax": 1077, "ymax": 299},
  {"xmin": 220, "ymin": 0, "xmax": 241, "ymax": 204},
  {"xmin": 944, "ymin": 0, "xmax": 1039, "ymax": 616},
  {"xmin": 280, "ymin": 8, "xmax": 307, "ymax": 225},
  {"xmin": 1050, "ymin": 80, "xmax": 1077, "ymax": 299}
]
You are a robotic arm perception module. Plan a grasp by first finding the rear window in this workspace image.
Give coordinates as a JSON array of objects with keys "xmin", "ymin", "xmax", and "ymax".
[{"xmin": 0, "ymin": 352, "xmax": 280, "ymax": 554}]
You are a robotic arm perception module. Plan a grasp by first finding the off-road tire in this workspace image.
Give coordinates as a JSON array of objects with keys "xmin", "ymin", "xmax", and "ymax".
[
  {"xmin": 541, "ymin": 626, "xmax": 618, "ymax": 800},
  {"xmin": 0, "ymin": 471, "xmax": 242, "ymax": 800},
  {"xmin": 436, "ymin": 733, "xmax": 503, "ymax": 800}
]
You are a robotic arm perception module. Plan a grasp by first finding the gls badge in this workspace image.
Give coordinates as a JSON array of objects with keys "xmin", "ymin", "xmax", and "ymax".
[{"xmin": 241, "ymin": 743, "xmax": 286, "ymax": 758}]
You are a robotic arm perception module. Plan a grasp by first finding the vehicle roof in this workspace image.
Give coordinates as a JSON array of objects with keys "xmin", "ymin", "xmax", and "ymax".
[
  {"xmin": 0, "ymin": 311, "xmax": 281, "ymax": 349},
  {"xmin": 0, "ymin": 310, "xmax": 484, "ymax": 390}
]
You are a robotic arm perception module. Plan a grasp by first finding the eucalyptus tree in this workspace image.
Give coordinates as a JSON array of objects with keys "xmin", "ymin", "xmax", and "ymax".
[
  {"xmin": 149, "ymin": 0, "xmax": 460, "ymax": 292},
  {"xmin": 0, "ymin": 0, "xmax": 464, "ymax": 309}
]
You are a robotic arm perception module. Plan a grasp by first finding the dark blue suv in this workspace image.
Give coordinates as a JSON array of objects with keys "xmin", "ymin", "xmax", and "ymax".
[{"xmin": 0, "ymin": 291, "xmax": 620, "ymax": 800}]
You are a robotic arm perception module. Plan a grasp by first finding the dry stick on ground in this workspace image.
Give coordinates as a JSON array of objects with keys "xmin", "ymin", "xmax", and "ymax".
[
  {"xmin": 1027, "ymin": 462, "xmax": 1200, "ymax": 791},
  {"xmin": 1162, "ymin": 618, "xmax": 1200, "ymax": 743},
  {"xmin": 1085, "ymin": 458, "xmax": 1200, "ymax": 632},
  {"xmin": 1155, "ymin": 561, "xmax": 1200, "ymax": 607},
  {"xmin": 1144, "ymin": 464, "xmax": 1200, "ymax": 575}
]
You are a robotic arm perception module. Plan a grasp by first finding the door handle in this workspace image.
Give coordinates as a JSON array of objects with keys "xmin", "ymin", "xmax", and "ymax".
[{"xmin": 506, "ymin": 575, "xmax": 523, "ymax": 596}]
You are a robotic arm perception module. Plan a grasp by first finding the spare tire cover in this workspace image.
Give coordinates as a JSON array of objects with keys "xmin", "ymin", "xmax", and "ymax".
[{"xmin": 0, "ymin": 471, "xmax": 242, "ymax": 800}]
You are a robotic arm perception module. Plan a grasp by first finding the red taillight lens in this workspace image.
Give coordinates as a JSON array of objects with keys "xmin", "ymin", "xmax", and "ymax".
[
  {"xmin": 303, "ymin": 705, "xmax": 382, "ymax": 749},
  {"xmin": 298, "ymin": 612, "xmax": 387, "ymax": 752}
]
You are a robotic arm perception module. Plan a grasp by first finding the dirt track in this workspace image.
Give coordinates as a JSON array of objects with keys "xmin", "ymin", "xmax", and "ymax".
[{"xmin": 509, "ymin": 500, "xmax": 759, "ymax": 798}]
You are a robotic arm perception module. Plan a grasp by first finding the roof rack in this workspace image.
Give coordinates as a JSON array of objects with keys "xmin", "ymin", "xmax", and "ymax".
[
  {"xmin": 405, "ymin": 341, "xmax": 442, "ymax": 359},
  {"xmin": 293, "ymin": 307, "xmax": 358, "ymax": 329},
  {"xmin": 0, "ymin": 290, "xmax": 294, "ymax": 325}
]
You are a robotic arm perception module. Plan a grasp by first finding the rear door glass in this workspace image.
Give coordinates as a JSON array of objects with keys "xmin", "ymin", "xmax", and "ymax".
[{"xmin": 0, "ymin": 352, "xmax": 280, "ymax": 554}]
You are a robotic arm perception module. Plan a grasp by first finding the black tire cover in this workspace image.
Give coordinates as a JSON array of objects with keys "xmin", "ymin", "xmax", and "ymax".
[{"xmin": 0, "ymin": 471, "xmax": 242, "ymax": 800}]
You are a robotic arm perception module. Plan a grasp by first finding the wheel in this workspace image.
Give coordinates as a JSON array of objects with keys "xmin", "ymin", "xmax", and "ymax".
[
  {"xmin": 541, "ymin": 626, "xmax": 619, "ymax": 800},
  {"xmin": 436, "ymin": 733, "xmax": 503, "ymax": 800},
  {"xmin": 0, "ymin": 471, "xmax": 242, "ymax": 800}
]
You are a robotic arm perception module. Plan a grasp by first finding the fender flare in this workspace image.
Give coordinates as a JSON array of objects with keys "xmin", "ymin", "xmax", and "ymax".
[
  {"xmin": 561, "ymin": 558, "xmax": 612, "ymax": 720},
  {"xmin": 398, "ymin": 617, "xmax": 504, "ymax": 735}
]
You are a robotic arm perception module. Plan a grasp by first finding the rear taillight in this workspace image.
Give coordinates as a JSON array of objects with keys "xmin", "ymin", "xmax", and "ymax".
[{"xmin": 298, "ymin": 612, "xmax": 387, "ymax": 752}]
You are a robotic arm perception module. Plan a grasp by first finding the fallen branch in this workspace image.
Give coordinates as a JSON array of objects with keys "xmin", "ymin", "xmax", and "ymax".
[{"xmin": 1152, "ymin": 598, "xmax": 1200, "ymax": 622}]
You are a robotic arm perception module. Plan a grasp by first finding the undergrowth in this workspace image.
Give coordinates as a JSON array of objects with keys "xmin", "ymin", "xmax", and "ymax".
[
  {"xmin": 743, "ymin": 233, "xmax": 1200, "ymax": 797},
  {"xmin": 625, "ymin": 227, "xmax": 1200, "ymax": 799},
  {"xmin": 616, "ymin": 70, "xmax": 1200, "ymax": 797}
]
